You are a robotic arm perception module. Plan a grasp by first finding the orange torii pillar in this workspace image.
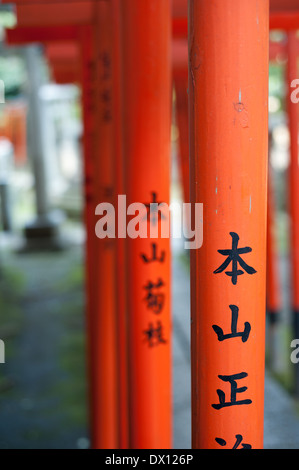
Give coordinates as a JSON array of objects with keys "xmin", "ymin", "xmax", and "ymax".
[
  {"xmin": 188, "ymin": 0, "xmax": 269, "ymax": 449},
  {"xmin": 121, "ymin": 0, "xmax": 172, "ymax": 448},
  {"xmin": 287, "ymin": 31, "xmax": 299, "ymax": 396},
  {"xmin": 111, "ymin": 0, "xmax": 129, "ymax": 449},
  {"xmin": 92, "ymin": 0, "xmax": 119, "ymax": 448},
  {"xmin": 78, "ymin": 22, "xmax": 110, "ymax": 448}
]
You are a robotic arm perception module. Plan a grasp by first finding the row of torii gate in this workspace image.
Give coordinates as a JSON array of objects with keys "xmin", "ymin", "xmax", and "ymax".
[{"xmin": 2, "ymin": 0, "xmax": 299, "ymax": 450}]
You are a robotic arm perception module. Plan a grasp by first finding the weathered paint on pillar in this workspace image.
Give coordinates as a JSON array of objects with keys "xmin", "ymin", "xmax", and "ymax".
[
  {"xmin": 188, "ymin": 0, "xmax": 269, "ymax": 449},
  {"xmin": 121, "ymin": 0, "xmax": 172, "ymax": 449}
]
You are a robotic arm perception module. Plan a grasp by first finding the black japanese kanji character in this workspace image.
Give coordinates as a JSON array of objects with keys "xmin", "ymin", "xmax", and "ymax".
[
  {"xmin": 140, "ymin": 243, "xmax": 166, "ymax": 264},
  {"xmin": 215, "ymin": 434, "xmax": 252, "ymax": 449},
  {"xmin": 143, "ymin": 321, "xmax": 167, "ymax": 347},
  {"xmin": 99, "ymin": 51, "xmax": 111, "ymax": 80},
  {"xmin": 143, "ymin": 278, "xmax": 165, "ymax": 314},
  {"xmin": 144, "ymin": 192, "xmax": 167, "ymax": 226},
  {"xmin": 212, "ymin": 305, "xmax": 251, "ymax": 343},
  {"xmin": 214, "ymin": 232, "xmax": 257, "ymax": 285},
  {"xmin": 212, "ymin": 372, "xmax": 252, "ymax": 410}
]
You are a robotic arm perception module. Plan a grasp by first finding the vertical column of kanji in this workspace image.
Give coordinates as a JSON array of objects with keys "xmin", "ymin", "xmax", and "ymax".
[
  {"xmin": 111, "ymin": 0, "xmax": 129, "ymax": 449},
  {"xmin": 93, "ymin": 0, "xmax": 118, "ymax": 448},
  {"xmin": 287, "ymin": 31, "xmax": 299, "ymax": 396},
  {"xmin": 189, "ymin": 0, "xmax": 269, "ymax": 449},
  {"xmin": 121, "ymin": 0, "xmax": 172, "ymax": 448},
  {"xmin": 79, "ymin": 24, "xmax": 97, "ymax": 442}
]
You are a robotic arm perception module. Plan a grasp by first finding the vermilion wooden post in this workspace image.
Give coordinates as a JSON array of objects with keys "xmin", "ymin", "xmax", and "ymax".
[
  {"xmin": 121, "ymin": 0, "xmax": 172, "ymax": 449},
  {"xmin": 189, "ymin": 0, "xmax": 269, "ymax": 449},
  {"xmin": 111, "ymin": 0, "xmax": 129, "ymax": 449},
  {"xmin": 287, "ymin": 31, "xmax": 299, "ymax": 396},
  {"xmin": 92, "ymin": 0, "xmax": 118, "ymax": 448}
]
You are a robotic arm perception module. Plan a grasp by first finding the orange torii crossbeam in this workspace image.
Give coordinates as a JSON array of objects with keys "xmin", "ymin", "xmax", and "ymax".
[
  {"xmin": 8, "ymin": 2, "xmax": 94, "ymax": 26},
  {"xmin": 121, "ymin": 0, "xmax": 172, "ymax": 449},
  {"xmin": 188, "ymin": 0, "xmax": 269, "ymax": 449}
]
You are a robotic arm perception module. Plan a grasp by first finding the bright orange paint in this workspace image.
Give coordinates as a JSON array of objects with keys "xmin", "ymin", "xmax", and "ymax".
[
  {"xmin": 121, "ymin": 0, "xmax": 172, "ymax": 449},
  {"xmin": 189, "ymin": 0, "xmax": 269, "ymax": 449}
]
